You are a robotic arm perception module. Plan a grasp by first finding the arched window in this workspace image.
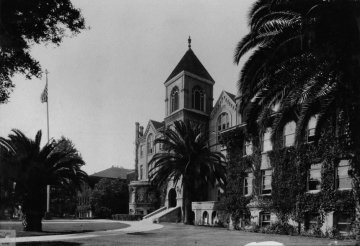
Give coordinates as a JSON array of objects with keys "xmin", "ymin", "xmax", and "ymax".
[
  {"xmin": 217, "ymin": 112, "xmax": 230, "ymax": 131},
  {"xmin": 147, "ymin": 134, "xmax": 154, "ymax": 155},
  {"xmin": 139, "ymin": 165, "xmax": 143, "ymax": 180},
  {"xmin": 170, "ymin": 87, "xmax": 179, "ymax": 113},
  {"xmin": 192, "ymin": 86, "xmax": 205, "ymax": 111},
  {"xmin": 262, "ymin": 127, "xmax": 272, "ymax": 152},
  {"xmin": 307, "ymin": 115, "xmax": 318, "ymax": 142},
  {"xmin": 283, "ymin": 121, "xmax": 296, "ymax": 147}
]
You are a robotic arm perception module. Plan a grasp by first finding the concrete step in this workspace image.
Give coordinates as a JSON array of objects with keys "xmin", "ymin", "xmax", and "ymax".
[{"xmin": 142, "ymin": 206, "xmax": 180, "ymax": 223}]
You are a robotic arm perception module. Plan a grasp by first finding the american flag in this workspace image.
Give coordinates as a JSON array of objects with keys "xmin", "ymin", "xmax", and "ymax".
[{"xmin": 41, "ymin": 82, "xmax": 48, "ymax": 103}]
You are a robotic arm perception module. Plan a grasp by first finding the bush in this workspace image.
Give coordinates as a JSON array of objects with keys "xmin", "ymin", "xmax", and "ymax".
[
  {"xmin": 112, "ymin": 214, "xmax": 143, "ymax": 221},
  {"xmin": 266, "ymin": 221, "xmax": 296, "ymax": 235},
  {"xmin": 245, "ymin": 221, "xmax": 296, "ymax": 235},
  {"xmin": 95, "ymin": 207, "xmax": 112, "ymax": 219}
]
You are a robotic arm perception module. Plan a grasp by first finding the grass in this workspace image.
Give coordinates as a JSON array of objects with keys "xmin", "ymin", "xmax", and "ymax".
[{"xmin": 0, "ymin": 220, "xmax": 128, "ymax": 237}]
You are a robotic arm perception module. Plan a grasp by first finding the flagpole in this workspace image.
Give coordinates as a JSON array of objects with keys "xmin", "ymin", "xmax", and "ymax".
[
  {"xmin": 45, "ymin": 69, "xmax": 50, "ymax": 215},
  {"xmin": 45, "ymin": 69, "xmax": 50, "ymax": 143}
]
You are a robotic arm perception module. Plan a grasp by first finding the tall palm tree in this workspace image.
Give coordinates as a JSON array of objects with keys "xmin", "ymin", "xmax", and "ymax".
[
  {"xmin": 235, "ymin": 0, "xmax": 360, "ymax": 138},
  {"xmin": 148, "ymin": 120, "xmax": 227, "ymax": 224},
  {"xmin": 0, "ymin": 129, "xmax": 88, "ymax": 231},
  {"xmin": 235, "ymin": 0, "xmax": 360, "ymax": 242}
]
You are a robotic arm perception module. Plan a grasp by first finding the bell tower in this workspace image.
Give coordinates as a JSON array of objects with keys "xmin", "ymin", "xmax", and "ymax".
[{"xmin": 164, "ymin": 37, "xmax": 215, "ymax": 127}]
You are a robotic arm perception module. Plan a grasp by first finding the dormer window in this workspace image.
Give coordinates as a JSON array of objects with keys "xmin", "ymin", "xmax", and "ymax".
[
  {"xmin": 192, "ymin": 86, "xmax": 205, "ymax": 111},
  {"xmin": 170, "ymin": 87, "xmax": 179, "ymax": 113}
]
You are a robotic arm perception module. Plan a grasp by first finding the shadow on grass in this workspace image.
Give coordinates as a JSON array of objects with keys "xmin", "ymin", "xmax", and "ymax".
[
  {"xmin": 16, "ymin": 241, "xmax": 82, "ymax": 246},
  {"xmin": 16, "ymin": 230, "xmax": 93, "ymax": 238},
  {"xmin": 126, "ymin": 232, "xmax": 154, "ymax": 236}
]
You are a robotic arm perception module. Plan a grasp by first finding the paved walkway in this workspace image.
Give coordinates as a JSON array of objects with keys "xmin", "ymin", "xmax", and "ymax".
[{"xmin": 0, "ymin": 220, "xmax": 163, "ymax": 244}]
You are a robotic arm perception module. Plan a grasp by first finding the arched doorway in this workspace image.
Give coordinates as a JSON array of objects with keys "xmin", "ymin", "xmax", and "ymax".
[
  {"xmin": 168, "ymin": 188, "xmax": 177, "ymax": 208},
  {"xmin": 203, "ymin": 211, "xmax": 209, "ymax": 225},
  {"xmin": 211, "ymin": 211, "xmax": 217, "ymax": 225}
]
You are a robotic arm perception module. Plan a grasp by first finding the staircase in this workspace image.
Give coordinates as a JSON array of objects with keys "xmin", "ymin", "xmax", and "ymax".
[
  {"xmin": 142, "ymin": 206, "xmax": 181, "ymax": 223},
  {"xmin": 143, "ymin": 206, "xmax": 167, "ymax": 220}
]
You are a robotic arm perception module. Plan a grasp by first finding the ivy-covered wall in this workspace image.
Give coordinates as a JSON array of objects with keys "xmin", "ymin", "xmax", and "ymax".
[{"xmin": 219, "ymin": 122, "xmax": 356, "ymax": 234}]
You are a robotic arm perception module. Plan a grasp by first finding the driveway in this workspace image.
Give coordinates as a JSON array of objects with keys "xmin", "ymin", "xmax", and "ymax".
[{"xmin": 4, "ymin": 221, "xmax": 355, "ymax": 246}]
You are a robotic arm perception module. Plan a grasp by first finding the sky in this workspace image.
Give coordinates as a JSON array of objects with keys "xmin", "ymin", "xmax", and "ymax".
[{"xmin": 0, "ymin": 0, "xmax": 254, "ymax": 175}]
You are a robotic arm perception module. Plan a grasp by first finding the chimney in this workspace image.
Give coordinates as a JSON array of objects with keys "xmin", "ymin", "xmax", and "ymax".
[{"xmin": 139, "ymin": 126, "xmax": 144, "ymax": 136}]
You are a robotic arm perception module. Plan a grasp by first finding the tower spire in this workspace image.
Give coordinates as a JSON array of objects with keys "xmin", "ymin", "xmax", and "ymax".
[{"xmin": 188, "ymin": 36, "xmax": 191, "ymax": 49}]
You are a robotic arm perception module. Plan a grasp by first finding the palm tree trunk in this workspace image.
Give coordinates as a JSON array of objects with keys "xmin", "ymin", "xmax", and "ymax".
[
  {"xmin": 23, "ymin": 210, "xmax": 43, "ymax": 231},
  {"xmin": 182, "ymin": 182, "xmax": 192, "ymax": 224}
]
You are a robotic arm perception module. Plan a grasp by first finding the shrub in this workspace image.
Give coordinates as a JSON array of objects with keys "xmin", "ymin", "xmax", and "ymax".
[
  {"xmin": 95, "ymin": 207, "xmax": 112, "ymax": 219},
  {"xmin": 112, "ymin": 214, "xmax": 143, "ymax": 221}
]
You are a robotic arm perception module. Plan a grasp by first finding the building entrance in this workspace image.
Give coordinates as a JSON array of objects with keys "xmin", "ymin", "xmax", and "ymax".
[{"xmin": 168, "ymin": 188, "xmax": 177, "ymax": 207}]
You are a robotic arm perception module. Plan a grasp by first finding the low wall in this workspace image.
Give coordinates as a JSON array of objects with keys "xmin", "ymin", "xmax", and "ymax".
[{"xmin": 158, "ymin": 207, "xmax": 182, "ymax": 223}]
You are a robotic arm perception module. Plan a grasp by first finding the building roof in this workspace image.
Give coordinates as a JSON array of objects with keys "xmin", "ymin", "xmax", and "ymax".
[
  {"xmin": 224, "ymin": 91, "xmax": 236, "ymax": 103},
  {"xmin": 91, "ymin": 166, "xmax": 134, "ymax": 179},
  {"xmin": 165, "ymin": 48, "xmax": 215, "ymax": 83},
  {"xmin": 150, "ymin": 120, "xmax": 164, "ymax": 130}
]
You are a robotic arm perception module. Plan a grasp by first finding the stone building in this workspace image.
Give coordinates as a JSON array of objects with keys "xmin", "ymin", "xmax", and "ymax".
[
  {"xmin": 130, "ymin": 37, "xmax": 355, "ymax": 235},
  {"xmin": 129, "ymin": 38, "xmax": 236, "ymax": 223}
]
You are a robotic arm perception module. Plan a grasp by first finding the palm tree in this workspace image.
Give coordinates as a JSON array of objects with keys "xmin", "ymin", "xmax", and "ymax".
[
  {"xmin": 235, "ymin": 0, "xmax": 360, "ymax": 242},
  {"xmin": 148, "ymin": 120, "xmax": 227, "ymax": 224},
  {"xmin": 0, "ymin": 129, "xmax": 88, "ymax": 231},
  {"xmin": 235, "ymin": 0, "xmax": 360, "ymax": 138}
]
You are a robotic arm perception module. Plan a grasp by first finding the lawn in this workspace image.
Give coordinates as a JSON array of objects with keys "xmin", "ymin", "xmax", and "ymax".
[{"xmin": 0, "ymin": 219, "xmax": 128, "ymax": 237}]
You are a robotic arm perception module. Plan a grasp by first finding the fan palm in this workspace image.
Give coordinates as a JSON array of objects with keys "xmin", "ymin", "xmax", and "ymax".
[
  {"xmin": 148, "ymin": 120, "xmax": 227, "ymax": 224},
  {"xmin": 0, "ymin": 129, "xmax": 88, "ymax": 231}
]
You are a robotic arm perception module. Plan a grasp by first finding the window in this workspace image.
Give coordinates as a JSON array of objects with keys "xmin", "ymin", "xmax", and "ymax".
[
  {"xmin": 217, "ymin": 112, "xmax": 230, "ymax": 132},
  {"xmin": 283, "ymin": 121, "xmax": 296, "ymax": 147},
  {"xmin": 262, "ymin": 128, "xmax": 273, "ymax": 152},
  {"xmin": 260, "ymin": 212, "xmax": 271, "ymax": 227},
  {"xmin": 140, "ymin": 145, "xmax": 144, "ymax": 158},
  {"xmin": 306, "ymin": 213, "xmax": 319, "ymax": 230},
  {"xmin": 147, "ymin": 134, "xmax": 154, "ymax": 154},
  {"xmin": 139, "ymin": 165, "xmax": 143, "ymax": 180},
  {"xmin": 337, "ymin": 160, "xmax": 352, "ymax": 190},
  {"xmin": 153, "ymin": 139, "xmax": 156, "ymax": 154},
  {"xmin": 335, "ymin": 213, "xmax": 352, "ymax": 234},
  {"xmin": 308, "ymin": 163, "xmax": 322, "ymax": 191},
  {"xmin": 243, "ymin": 172, "xmax": 253, "ymax": 196},
  {"xmin": 261, "ymin": 169, "xmax": 272, "ymax": 195},
  {"xmin": 272, "ymin": 102, "xmax": 280, "ymax": 112},
  {"xmin": 192, "ymin": 86, "xmax": 205, "ymax": 111},
  {"xmin": 217, "ymin": 112, "xmax": 230, "ymax": 144},
  {"xmin": 170, "ymin": 87, "xmax": 179, "ymax": 113},
  {"xmin": 307, "ymin": 115, "xmax": 318, "ymax": 143},
  {"xmin": 243, "ymin": 141, "xmax": 253, "ymax": 156}
]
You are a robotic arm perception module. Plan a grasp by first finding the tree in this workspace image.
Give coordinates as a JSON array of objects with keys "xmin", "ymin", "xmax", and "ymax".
[
  {"xmin": 90, "ymin": 178, "xmax": 129, "ymax": 218},
  {"xmin": 0, "ymin": 130, "xmax": 88, "ymax": 231},
  {"xmin": 148, "ymin": 120, "xmax": 227, "ymax": 224},
  {"xmin": 0, "ymin": 0, "xmax": 86, "ymax": 103},
  {"xmin": 50, "ymin": 183, "xmax": 78, "ymax": 218},
  {"xmin": 234, "ymin": 0, "xmax": 360, "ymax": 139},
  {"xmin": 235, "ymin": 0, "xmax": 360, "ymax": 242}
]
